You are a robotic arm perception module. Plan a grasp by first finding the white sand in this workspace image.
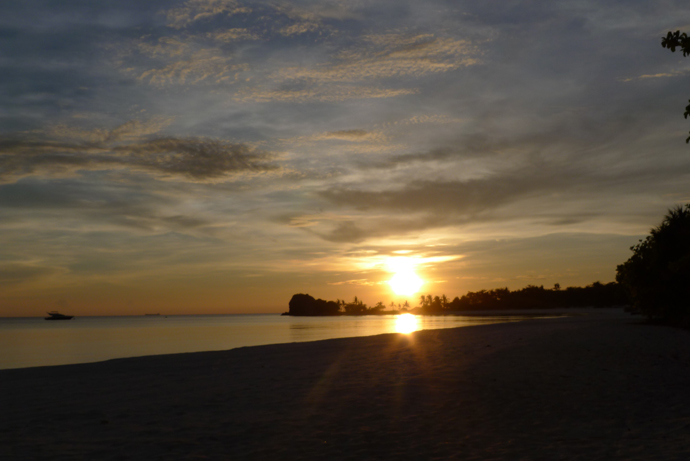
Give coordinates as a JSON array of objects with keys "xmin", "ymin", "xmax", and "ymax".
[{"xmin": 3, "ymin": 311, "xmax": 690, "ymax": 460}]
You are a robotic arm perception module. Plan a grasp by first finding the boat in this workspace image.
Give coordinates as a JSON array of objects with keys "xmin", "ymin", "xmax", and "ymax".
[{"xmin": 45, "ymin": 311, "xmax": 74, "ymax": 320}]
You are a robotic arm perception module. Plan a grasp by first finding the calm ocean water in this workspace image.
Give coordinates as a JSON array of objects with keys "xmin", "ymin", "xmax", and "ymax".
[{"xmin": 0, "ymin": 313, "xmax": 553, "ymax": 370}]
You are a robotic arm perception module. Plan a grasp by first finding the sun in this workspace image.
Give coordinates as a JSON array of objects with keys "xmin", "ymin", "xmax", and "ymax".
[{"xmin": 387, "ymin": 257, "xmax": 424, "ymax": 296}]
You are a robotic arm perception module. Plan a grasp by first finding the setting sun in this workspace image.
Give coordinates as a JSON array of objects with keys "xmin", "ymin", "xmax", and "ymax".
[{"xmin": 387, "ymin": 257, "xmax": 424, "ymax": 296}]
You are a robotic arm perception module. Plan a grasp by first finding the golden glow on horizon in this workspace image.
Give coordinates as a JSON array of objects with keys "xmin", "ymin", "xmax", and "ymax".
[
  {"xmin": 395, "ymin": 313, "xmax": 418, "ymax": 334},
  {"xmin": 387, "ymin": 257, "xmax": 424, "ymax": 296}
]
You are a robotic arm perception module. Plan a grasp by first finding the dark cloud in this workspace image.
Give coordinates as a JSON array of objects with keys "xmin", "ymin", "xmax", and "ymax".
[
  {"xmin": 319, "ymin": 173, "xmax": 553, "ymax": 215},
  {"xmin": 311, "ymin": 221, "xmax": 369, "ymax": 243},
  {"xmin": 361, "ymin": 94, "xmax": 661, "ymax": 171},
  {"xmin": 308, "ymin": 216, "xmax": 452, "ymax": 244},
  {"xmin": 313, "ymin": 153, "xmax": 690, "ymax": 242},
  {"xmin": 122, "ymin": 138, "xmax": 278, "ymax": 180},
  {"xmin": 0, "ymin": 133, "xmax": 278, "ymax": 183},
  {"xmin": 0, "ymin": 146, "xmax": 94, "ymax": 180},
  {"xmin": 366, "ymin": 147, "xmax": 457, "ymax": 168}
]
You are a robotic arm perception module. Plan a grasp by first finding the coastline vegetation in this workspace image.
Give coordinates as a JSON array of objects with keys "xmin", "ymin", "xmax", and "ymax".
[
  {"xmin": 617, "ymin": 204, "xmax": 690, "ymax": 324},
  {"xmin": 286, "ymin": 281, "xmax": 626, "ymax": 316}
]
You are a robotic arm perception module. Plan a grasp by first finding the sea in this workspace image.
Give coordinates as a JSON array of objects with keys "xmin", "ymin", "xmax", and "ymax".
[{"xmin": 0, "ymin": 313, "xmax": 555, "ymax": 370}]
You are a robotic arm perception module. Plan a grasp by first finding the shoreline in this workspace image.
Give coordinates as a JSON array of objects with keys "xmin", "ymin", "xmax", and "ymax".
[
  {"xmin": 0, "ymin": 309, "xmax": 601, "ymax": 371},
  {"xmin": 3, "ymin": 312, "xmax": 690, "ymax": 459},
  {"xmin": 0, "ymin": 306, "xmax": 623, "ymax": 320},
  {"xmin": 282, "ymin": 306, "xmax": 628, "ymax": 317}
]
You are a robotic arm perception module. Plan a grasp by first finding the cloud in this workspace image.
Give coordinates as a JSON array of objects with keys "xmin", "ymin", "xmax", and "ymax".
[
  {"xmin": 231, "ymin": 30, "xmax": 482, "ymax": 103},
  {"xmin": 269, "ymin": 2, "xmax": 344, "ymax": 36},
  {"xmin": 136, "ymin": 37, "xmax": 191, "ymax": 58},
  {"xmin": 381, "ymin": 114, "xmax": 465, "ymax": 127},
  {"xmin": 313, "ymin": 220, "xmax": 370, "ymax": 243},
  {"xmin": 121, "ymin": 0, "xmax": 339, "ymax": 88},
  {"xmin": 0, "ymin": 140, "xmax": 96, "ymax": 182},
  {"xmin": 278, "ymin": 212, "xmax": 352, "ymax": 228},
  {"xmin": 272, "ymin": 34, "xmax": 480, "ymax": 83},
  {"xmin": 119, "ymin": 5, "xmax": 261, "ymax": 88},
  {"xmin": 0, "ymin": 179, "xmax": 214, "ymax": 234},
  {"xmin": 162, "ymin": 0, "xmax": 340, "ymax": 34},
  {"xmin": 207, "ymin": 28, "xmax": 260, "ymax": 42},
  {"xmin": 137, "ymin": 49, "xmax": 247, "ymax": 86},
  {"xmin": 278, "ymin": 22, "xmax": 321, "ymax": 37},
  {"xmin": 122, "ymin": 137, "xmax": 278, "ymax": 180},
  {"xmin": 278, "ymin": 213, "xmax": 415, "ymax": 244},
  {"xmin": 308, "ymin": 139, "xmax": 690, "ymax": 242},
  {"xmin": 366, "ymin": 147, "xmax": 457, "ymax": 168},
  {"xmin": 620, "ymin": 69, "xmax": 690, "ymax": 82},
  {"xmin": 327, "ymin": 278, "xmax": 377, "ymax": 286},
  {"xmin": 305, "ymin": 161, "xmax": 627, "ymax": 243},
  {"xmin": 112, "ymin": 2, "xmax": 480, "ymax": 102},
  {"xmin": 298, "ymin": 213, "xmax": 462, "ymax": 244},
  {"xmin": 285, "ymin": 129, "xmax": 388, "ymax": 145},
  {"xmin": 317, "ymin": 130, "xmax": 384, "ymax": 141},
  {"xmin": 164, "ymin": 0, "xmax": 252, "ymax": 29},
  {"xmin": 237, "ymin": 85, "xmax": 418, "ymax": 103},
  {"xmin": 319, "ymin": 162, "xmax": 585, "ymax": 219},
  {"xmin": 48, "ymin": 118, "xmax": 174, "ymax": 143},
  {"xmin": 0, "ymin": 122, "xmax": 279, "ymax": 183}
]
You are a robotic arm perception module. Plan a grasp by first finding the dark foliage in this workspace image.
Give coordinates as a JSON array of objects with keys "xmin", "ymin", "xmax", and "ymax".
[
  {"xmin": 288, "ymin": 281, "xmax": 626, "ymax": 316},
  {"xmin": 342, "ymin": 296, "xmax": 368, "ymax": 315},
  {"xmin": 418, "ymin": 294, "xmax": 449, "ymax": 313},
  {"xmin": 616, "ymin": 205, "xmax": 690, "ymax": 322},
  {"xmin": 440, "ymin": 282, "xmax": 625, "ymax": 312},
  {"xmin": 288, "ymin": 293, "xmax": 340, "ymax": 316},
  {"xmin": 662, "ymin": 31, "xmax": 690, "ymax": 56},
  {"xmin": 661, "ymin": 31, "xmax": 690, "ymax": 142}
]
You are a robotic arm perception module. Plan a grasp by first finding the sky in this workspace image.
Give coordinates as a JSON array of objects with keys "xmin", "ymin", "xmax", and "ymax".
[{"xmin": 2, "ymin": 0, "xmax": 690, "ymax": 316}]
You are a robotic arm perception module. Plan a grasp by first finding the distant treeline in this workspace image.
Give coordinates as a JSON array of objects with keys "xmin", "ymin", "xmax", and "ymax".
[
  {"xmin": 437, "ymin": 281, "xmax": 625, "ymax": 312},
  {"xmin": 286, "ymin": 281, "xmax": 627, "ymax": 316},
  {"xmin": 287, "ymin": 294, "xmax": 406, "ymax": 316}
]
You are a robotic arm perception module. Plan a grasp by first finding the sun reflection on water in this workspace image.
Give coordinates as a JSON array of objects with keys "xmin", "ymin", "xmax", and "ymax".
[{"xmin": 395, "ymin": 313, "xmax": 418, "ymax": 334}]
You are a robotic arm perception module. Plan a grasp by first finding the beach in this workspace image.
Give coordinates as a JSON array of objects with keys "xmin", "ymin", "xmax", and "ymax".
[{"xmin": 3, "ymin": 311, "xmax": 690, "ymax": 460}]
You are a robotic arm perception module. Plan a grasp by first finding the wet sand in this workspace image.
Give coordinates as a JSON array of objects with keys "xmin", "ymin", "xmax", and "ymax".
[{"xmin": 2, "ymin": 311, "xmax": 690, "ymax": 460}]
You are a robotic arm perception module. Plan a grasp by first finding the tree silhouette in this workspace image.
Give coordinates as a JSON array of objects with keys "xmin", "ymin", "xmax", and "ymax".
[
  {"xmin": 344, "ymin": 296, "xmax": 367, "ymax": 315},
  {"xmin": 616, "ymin": 204, "xmax": 690, "ymax": 322},
  {"xmin": 288, "ymin": 294, "xmax": 340, "ymax": 316},
  {"xmin": 661, "ymin": 31, "xmax": 690, "ymax": 142}
]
